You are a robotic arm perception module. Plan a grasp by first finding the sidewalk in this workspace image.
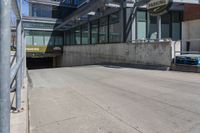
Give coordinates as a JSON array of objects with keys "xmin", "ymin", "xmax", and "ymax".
[{"xmin": 10, "ymin": 78, "xmax": 28, "ymax": 133}]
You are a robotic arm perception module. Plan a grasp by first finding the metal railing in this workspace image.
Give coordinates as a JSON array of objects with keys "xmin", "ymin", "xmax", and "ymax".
[
  {"xmin": 173, "ymin": 39, "xmax": 200, "ymax": 64},
  {"xmin": 0, "ymin": 0, "xmax": 25, "ymax": 133}
]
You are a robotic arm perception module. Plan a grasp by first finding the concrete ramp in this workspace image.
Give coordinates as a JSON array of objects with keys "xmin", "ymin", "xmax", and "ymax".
[{"xmin": 29, "ymin": 66, "xmax": 200, "ymax": 133}]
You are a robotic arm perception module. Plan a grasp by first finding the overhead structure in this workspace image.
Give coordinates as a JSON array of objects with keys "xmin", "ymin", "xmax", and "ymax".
[
  {"xmin": 173, "ymin": 0, "xmax": 200, "ymax": 4},
  {"xmin": 54, "ymin": 0, "xmax": 123, "ymax": 30},
  {"xmin": 12, "ymin": 0, "xmax": 22, "ymax": 19},
  {"xmin": 28, "ymin": 0, "xmax": 78, "ymax": 7}
]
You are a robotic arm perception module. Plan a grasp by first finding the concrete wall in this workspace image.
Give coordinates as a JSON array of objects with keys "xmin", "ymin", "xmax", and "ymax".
[
  {"xmin": 59, "ymin": 42, "xmax": 173, "ymax": 67},
  {"xmin": 182, "ymin": 19, "xmax": 200, "ymax": 51}
]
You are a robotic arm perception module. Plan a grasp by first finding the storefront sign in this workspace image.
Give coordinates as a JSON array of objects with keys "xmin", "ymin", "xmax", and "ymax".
[
  {"xmin": 26, "ymin": 46, "xmax": 62, "ymax": 53},
  {"xmin": 147, "ymin": 0, "xmax": 172, "ymax": 16}
]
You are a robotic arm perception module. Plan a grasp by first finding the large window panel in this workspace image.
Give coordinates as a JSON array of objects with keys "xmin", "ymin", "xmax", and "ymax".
[
  {"xmin": 172, "ymin": 12, "xmax": 181, "ymax": 40},
  {"xmin": 32, "ymin": 4, "xmax": 52, "ymax": 18},
  {"xmin": 70, "ymin": 29, "xmax": 75, "ymax": 45},
  {"xmin": 33, "ymin": 36, "xmax": 44, "ymax": 46},
  {"xmin": 65, "ymin": 32, "xmax": 70, "ymax": 45},
  {"xmin": 55, "ymin": 36, "xmax": 63, "ymax": 46},
  {"xmin": 137, "ymin": 11, "xmax": 147, "ymax": 39},
  {"xmin": 82, "ymin": 24, "xmax": 89, "ymax": 44},
  {"xmin": 91, "ymin": 20, "xmax": 99, "ymax": 44},
  {"xmin": 75, "ymin": 27, "xmax": 81, "ymax": 45},
  {"xmin": 161, "ymin": 13, "xmax": 170, "ymax": 39},
  {"xmin": 33, "ymin": 31, "xmax": 44, "ymax": 46},
  {"xmin": 44, "ymin": 36, "xmax": 54, "ymax": 46},
  {"xmin": 149, "ymin": 15, "xmax": 158, "ymax": 39},
  {"xmin": 99, "ymin": 17, "xmax": 108, "ymax": 43},
  {"xmin": 26, "ymin": 36, "xmax": 33, "ymax": 46},
  {"xmin": 109, "ymin": 12, "xmax": 120, "ymax": 43}
]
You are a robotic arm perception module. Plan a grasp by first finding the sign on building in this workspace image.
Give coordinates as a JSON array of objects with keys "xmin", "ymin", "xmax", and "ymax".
[{"xmin": 147, "ymin": 0, "xmax": 172, "ymax": 16}]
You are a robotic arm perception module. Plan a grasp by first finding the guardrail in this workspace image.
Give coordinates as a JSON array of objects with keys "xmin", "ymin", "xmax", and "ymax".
[{"xmin": 0, "ymin": 0, "xmax": 25, "ymax": 133}]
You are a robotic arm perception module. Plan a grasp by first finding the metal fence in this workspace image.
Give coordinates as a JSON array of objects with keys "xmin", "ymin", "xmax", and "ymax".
[
  {"xmin": 173, "ymin": 39, "xmax": 200, "ymax": 59},
  {"xmin": 171, "ymin": 39, "xmax": 200, "ymax": 65},
  {"xmin": 0, "ymin": 0, "xmax": 25, "ymax": 133}
]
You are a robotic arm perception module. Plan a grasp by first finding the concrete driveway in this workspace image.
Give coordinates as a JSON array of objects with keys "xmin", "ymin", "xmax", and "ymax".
[{"xmin": 29, "ymin": 65, "xmax": 200, "ymax": 133}]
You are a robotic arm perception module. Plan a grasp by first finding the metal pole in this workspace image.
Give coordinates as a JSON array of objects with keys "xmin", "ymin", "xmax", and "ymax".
[
  {"xmin": 16, "ymin": 19, "xmax": 22, "ymax": 110},
  {"xmin": 0, "ymin": 0, "xmax": 11, "ymax": 133},
  {"xmin": 22, "ymin": 31, "xmax": 25, "ymax": 80}
]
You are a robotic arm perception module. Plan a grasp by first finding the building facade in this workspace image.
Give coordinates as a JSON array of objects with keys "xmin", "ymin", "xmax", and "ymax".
[
  {"xmin": 22, "ymin": 0, "xmax": 199, "ymax": 62},
  {"xmin": 182, "ymin": 3, "xmax": 200, "ymax": 51}
]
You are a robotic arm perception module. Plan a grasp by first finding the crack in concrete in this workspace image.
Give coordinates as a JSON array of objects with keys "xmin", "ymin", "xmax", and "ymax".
[
  {"xmin": 34, "ymin": 116, "xmax": 77, "ymax": 129},
  {"xmin": 70, "ymin": 88, "xmax": 144, "ymax": 133}
]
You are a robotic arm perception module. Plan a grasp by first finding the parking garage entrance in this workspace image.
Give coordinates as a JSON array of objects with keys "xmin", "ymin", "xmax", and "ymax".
[{"xmin": 27, "ymin": 57, "xmax": 55, "ymax": 69}]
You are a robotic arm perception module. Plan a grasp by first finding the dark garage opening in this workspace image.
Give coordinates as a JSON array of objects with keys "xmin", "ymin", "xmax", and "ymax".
[{"xmin": 27, "ymin": 57, "xmax": 54, "ymax": 69}]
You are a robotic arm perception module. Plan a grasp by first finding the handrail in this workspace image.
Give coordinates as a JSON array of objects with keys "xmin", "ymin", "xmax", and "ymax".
[
  {"xmin": 10, "ymin": 51, "xmax": 17, "ymax": 67},
  {"xmin": 10, "ymin": 56, "xmax": 24, "ymax": 86}
]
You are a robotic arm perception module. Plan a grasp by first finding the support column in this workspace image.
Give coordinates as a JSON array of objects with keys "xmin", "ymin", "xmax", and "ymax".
[
  {"xmin": 16, "ymin": 19, "xmax": 22, "ymax": 110},
  {"xmin": 0, "ymin": 0, "xmax": 11, "ymax": 133},
  {"xmin": 157, "ymin": 15, "xmax": 161, "ymax": 40}
]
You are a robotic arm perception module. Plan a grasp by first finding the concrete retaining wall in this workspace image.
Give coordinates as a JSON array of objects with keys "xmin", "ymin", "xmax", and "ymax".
[{"xmin": 59, "ymin": 42, "xmax": 173, "ymax": 67}]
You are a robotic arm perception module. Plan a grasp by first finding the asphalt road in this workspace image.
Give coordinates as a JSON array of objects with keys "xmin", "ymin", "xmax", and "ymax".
[{"xmin": 29, "ymin": 65, "xmax": 200, "ymax": 133}]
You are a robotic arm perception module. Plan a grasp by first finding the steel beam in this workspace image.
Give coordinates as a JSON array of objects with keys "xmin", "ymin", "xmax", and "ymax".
[
  {"xmin": 10, "ymin": 57, "xmax": 24, "ymax": 85},
  {"xmin": 12, "ymin": 0, "xmax": 21, "ymax": 19},
  {"xmin": 173, "ymin": 0, "xmax": 200, "ymax": 4},
  {"xmin": 0, "ymin": 0, "xmax": 11, "ymax": 133},
  {"xmin": 54, "ymin": 0, "xmax": 106, "ymax": 30},
  {"xmin": 29, "ymin": 0, "xmax": 77, "ymax": 7}
]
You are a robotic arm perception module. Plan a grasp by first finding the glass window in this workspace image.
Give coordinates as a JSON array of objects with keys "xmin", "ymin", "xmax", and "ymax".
[
  {"xmin": 75, "ymin": 27, "xmax": 81, "ymax": 45},
  {"xmin": 44, "ymin": 36, "xmax": 54, "ymax": 46},
  {"xmin": 82, "ymin": 24, "xmax": 89, "ymax": 44},
  {"xmin": 172, "ymin": 12, "xmax": 181, "ymax": 40},
  {"xmin": 32, "ymin": 4, "xmax": 52, "ymax": 18},
  {"xmin": 137, "ymin": 11, "xmax": 147, "ymax": 39},
  {"xmin": 70, "ymin": 29, "xmax": 75, "ymax": 45},
  {"xmin": 31, "ymin": 4, "xmax": 71, "ymax": 19},
  {"xmin": 26, "ymin": 36, "xmax": 33, "ymax": 46},
  {"xmin": 99, "ymin": 17, "xmax": 108, "ymax": 43},
  {"xmin": 91, "ymin": 20, "xmax": 98, "ymax": 44},
  {"xmin": 109, "ymin": 12, "xmax": 120, "ymax": 43},
  {"xmin": 23, "ymin": 22, "xmax": 55, "ymax": 30},
  {"xmin": 65, "ymin": 32, "xmax": 70, "ymax": 45},
  {"xmin": 33, "ymin": 36, "xmax": 44, "ymax": 46},
  {"xmin": 55, "ymin": 36, "xmax": 63, "ymax": 46},
  {"xmin": 161, "ymin": 13, "xmax": 170, "ymax": 39},
  {"xmin": 149, "ymin": 15, "xmax": 158, "ymax": 39},
  {"xmin": 25, "ymin": 31, "xmax": 63, "ymax": 46}
]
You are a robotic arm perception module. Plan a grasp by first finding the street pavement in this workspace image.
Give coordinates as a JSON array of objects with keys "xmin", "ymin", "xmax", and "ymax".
[{"xmin": 29, "ymin": 65, "xmax": 200, "ymax": 133}]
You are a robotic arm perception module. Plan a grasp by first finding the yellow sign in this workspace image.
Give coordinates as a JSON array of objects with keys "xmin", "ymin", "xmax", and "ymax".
[{"xmin": 26, "ymin": 46, "xmax": 62, "ymax": 53}]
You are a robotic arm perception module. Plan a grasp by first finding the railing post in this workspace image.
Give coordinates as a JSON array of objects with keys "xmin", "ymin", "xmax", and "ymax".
[
  {"xmin": 0, "ymin": 0, "xmax": 11, "ymax": 133},
  {"xmin": 16, "ymin": 19, "xmax": 22, "ymax": 110}
]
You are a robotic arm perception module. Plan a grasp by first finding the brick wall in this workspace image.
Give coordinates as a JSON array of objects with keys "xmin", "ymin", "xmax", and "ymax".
[{"xmin": 184, "ymin": 4, "xmax": 200, "ymax": 21}]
